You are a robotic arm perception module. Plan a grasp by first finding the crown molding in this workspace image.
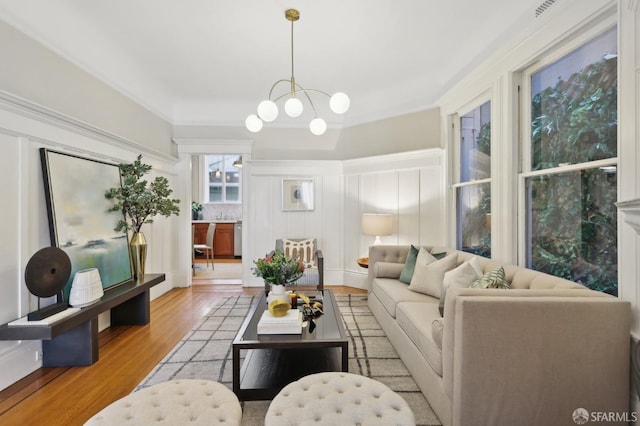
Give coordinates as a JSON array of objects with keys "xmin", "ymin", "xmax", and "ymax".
[
  {"xmin": 173, "ymin": 138, "xmax": 254, "ymax": 155},
  {"xmin": 343, "ymin": 148, "xmax": 443, "ymax": 175},
  {"xmin": 0, "ymin": 90, "xmax": 177, "ymax": 162}
]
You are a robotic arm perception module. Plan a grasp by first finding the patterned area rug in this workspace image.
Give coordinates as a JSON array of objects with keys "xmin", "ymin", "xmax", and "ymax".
[{"xmin": 136, "ymin": 294, "xmax": 441, "ymax": 426}]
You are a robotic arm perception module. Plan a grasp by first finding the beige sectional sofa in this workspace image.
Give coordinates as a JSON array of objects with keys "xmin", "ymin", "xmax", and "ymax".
[{"xmin": 368, "ymin": 245, "xmax": 631, "ymax": 426}]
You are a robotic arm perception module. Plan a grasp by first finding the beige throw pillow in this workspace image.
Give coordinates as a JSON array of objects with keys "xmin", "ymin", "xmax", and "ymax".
[
  {"xmin": 409, "ymin": 250, "xmax": 458, "ymax": 298},
  {"xmin": 282, "ymin": 239, "xmax": 316, "ymax": 268},
  {"xmin": 439, "ymin": 260, "xmax": 483, "ymax": 316}
]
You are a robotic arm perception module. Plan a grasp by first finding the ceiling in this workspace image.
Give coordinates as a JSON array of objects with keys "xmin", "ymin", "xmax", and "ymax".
[{"xmin": 0, "ymin": 0, "xmax": 546, "ymax": 129}]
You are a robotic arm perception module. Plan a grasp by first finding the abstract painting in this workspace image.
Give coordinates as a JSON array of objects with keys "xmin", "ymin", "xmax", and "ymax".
[{"xmin": 40, "ymin": 148, "xmax": 132, "ymax": 301}]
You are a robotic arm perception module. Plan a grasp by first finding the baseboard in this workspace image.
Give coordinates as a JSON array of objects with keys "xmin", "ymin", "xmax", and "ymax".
[
  {"xmin": 0, "ymin": 340, "xmax": 42, "ymax": 392},
  {"xmin": 341, "ymin": 270, "xmax": 368, "ymax": 290}
]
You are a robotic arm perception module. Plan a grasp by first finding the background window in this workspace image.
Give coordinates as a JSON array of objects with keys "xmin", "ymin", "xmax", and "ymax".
[
  {"xmin": 206, "ymin": 155, "xmax": 241, "ymax": 203},
  {"xmin": 454, "ymin": 100, "xmax": 491, "ymax": 257},
  {"xmin": 523, "ymin": 27, "xmax": 617, "ymax": 295}
]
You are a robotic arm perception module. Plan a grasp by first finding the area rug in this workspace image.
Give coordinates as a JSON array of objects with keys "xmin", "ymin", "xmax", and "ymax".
[{"xmin": 136, "ymin": 294, "xmax": 441, "ymax": 426}]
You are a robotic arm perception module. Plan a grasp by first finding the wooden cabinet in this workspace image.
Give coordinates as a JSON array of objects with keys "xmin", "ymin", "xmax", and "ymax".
[
  {"xmin": 193, "ymin": 222, "xmax": 235, "ymax": 258},
  {"xmin": 214, "ymin": 223, "xmax": 234, "ymax": 257}
]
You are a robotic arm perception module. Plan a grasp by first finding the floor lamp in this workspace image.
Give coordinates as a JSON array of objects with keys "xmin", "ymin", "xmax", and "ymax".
[{"xmin": 362, "ymin": 213, "xmax": 393, "ymax": 245}]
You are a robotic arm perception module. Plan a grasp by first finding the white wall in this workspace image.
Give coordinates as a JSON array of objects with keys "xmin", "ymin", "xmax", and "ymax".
[
  {"xmin": 0, "ymin": 98, "xmax": 182, "ymax": 392},
  {"xmin": 0, "ymin": 21, "xmax": 174, "ymax": 157},
  {"xmin": 241, "ymin": 149, "xmax": 446, "ymax": 290},
  {"xmin": 245, "ymin": 160, "xmax": 345, "ymax": 286},
  {"xmin": 342, "ymin": 150, "xmax": 446, "ymax": 288}
]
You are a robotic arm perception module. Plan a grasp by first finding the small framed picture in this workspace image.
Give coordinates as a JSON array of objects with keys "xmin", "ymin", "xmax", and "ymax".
[{"xmin": 282, "ymin": 179, "xmax": 314, "ymax": 211}]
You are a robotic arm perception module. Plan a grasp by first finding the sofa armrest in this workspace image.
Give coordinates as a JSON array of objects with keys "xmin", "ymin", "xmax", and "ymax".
[
  {"xmin": 442, "ymin": 287, "xmax": 630, "ymax": 426},
  {"xmin": 368, "ymin": 245, "xmax": 412, "ymax": 288},
  {"xmin": 372, "ymin": 262, "xmax": 404, "ymax": 279}
]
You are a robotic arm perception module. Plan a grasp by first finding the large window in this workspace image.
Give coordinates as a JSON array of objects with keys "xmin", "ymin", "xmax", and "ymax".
[
  {"xmin": 521, "ymin": 27, "xmax": 617, "ymax": 295},
  {"xmin": 454, "ymin": 100, "xmax": 491, "ymax": 257},
  {"xmin": 205, "ymin": 155, "xmax": 241, "ymax": 203}
]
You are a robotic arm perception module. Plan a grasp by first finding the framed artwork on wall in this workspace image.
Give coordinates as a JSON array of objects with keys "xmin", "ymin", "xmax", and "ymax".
[
  {"xmin": 282, "ymin": 179, "xmax": 314, "ymax": 211},
  {"xmin": 40, "ymin": 148, "xmax": 133, "ymax": 301}
]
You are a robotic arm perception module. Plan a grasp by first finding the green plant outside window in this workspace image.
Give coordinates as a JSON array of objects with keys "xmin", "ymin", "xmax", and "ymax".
[
  {"xmin": 457, "ymin": 100, "xmax": 491, "ymax": 257},
  {"xmin": 526, "ymin": 27, "xmax": 617, "ymax": 295}
]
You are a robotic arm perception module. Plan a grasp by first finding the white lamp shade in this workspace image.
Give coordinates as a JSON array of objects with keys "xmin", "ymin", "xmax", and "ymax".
[
  {"xmin": 330, "ymin": 92, "xmax": 350, "ymax": 114},
  {"xmin": 309, "ymin": 118, "xmax": 327, "ymax": 135},
  {"xmin": 257, "ymin": 100, "xmax": 278, "ymax": 122},
  {"xmin": 69, "ymin": 268, "xmax": 104, "ymax": 308},
  {"xmin": 362, "ymin": 214, "xmax": 393, "ymax": 242},
  {"xmin": 245, "ymin": 114, "xmax": 263, "ymax": 132},
  {"xmin": 284, "ymin": 97, "xmax": 304, "ymax": 117}
]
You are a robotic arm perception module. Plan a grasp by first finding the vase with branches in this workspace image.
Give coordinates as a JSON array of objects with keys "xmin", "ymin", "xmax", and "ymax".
[{"xmin": 105, "ymin": 155, "xmax": 180, "ymax": 281}]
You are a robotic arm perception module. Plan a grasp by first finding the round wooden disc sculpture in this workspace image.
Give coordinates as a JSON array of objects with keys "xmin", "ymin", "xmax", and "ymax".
[
  {"xmin": 24, "ymin": 247, "xmax": 72, "ymax": 321},
  {"xmin": 25, "ymin": 247, "xmax": 71, "ymax": 298}
]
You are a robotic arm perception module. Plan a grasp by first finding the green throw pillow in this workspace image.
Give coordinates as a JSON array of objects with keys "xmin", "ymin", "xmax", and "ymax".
[
  {"xmin": 471, "ymin": 266, "xmax": 510, "ymax": 289},
  {"xmin": 399, "ymin": 245, "xmax": 419, "ymax": 284},
  {"xmin": 432, "ymin": 251, "xmax": 447, "ymax": 260}
]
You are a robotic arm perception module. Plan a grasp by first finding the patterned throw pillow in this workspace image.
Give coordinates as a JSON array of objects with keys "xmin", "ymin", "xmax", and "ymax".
[
  {"xmin": 282, "ymin": 239, "xmax": 317, "ymax": 268},
  {"xmin": 399, "ymin": 245, "xmax": 420, "ymax": 284},
  {"xmin": 470, "ymin": 266, "xmax": 510, "ymax": 289}
]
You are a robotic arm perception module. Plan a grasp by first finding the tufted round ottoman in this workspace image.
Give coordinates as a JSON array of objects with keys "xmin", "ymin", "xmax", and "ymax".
[
  {"xmin": 84, "ymin": 379, "xmax": 242, "ymax": 425},
  {"xmin": 265, "ymin": 372, "xmax": 415, "ymax": 426}
]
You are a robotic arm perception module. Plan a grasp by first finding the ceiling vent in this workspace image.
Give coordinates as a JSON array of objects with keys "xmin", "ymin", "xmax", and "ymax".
[{"xmin": 535, "ymin": 0, "xmax": 557, "ymax": 17}]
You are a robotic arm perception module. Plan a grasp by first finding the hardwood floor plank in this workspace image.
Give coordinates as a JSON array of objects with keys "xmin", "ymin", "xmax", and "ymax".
[{"xmin": 0, "ymin": 284, "xmax": 365, "ymax": 425}]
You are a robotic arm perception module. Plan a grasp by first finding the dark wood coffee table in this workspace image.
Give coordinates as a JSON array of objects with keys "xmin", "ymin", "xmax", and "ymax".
[{"xmin": 232, "ymin": 289, "xmax": 348, "ymax": 401}]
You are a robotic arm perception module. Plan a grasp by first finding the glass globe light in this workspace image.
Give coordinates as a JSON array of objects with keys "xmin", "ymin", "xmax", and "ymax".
[
  {"xmin": 329, "ymin": 92, "xmax": 350, "ymax": 114},
  {"xmin": 257, "ymin": 100, "xmax": 278, "ymax": 122},
  {"xmin": 309, "ymin": 118, "xmax": 327, "ymax": 136},
  {"xmin": 245, "ymin": 114, "xmax": 263, "ymax": 133},
  {"xmin": 284, "ymin": 97, "xmax": 304, "ymax": 118}
]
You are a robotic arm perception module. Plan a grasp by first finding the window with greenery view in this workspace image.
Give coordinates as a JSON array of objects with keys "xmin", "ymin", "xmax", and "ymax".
[
  {"xmin": 455, "ymin": 100, "xmax": 491, "ymax": 257},
  {"xmin": 523, "ymin": 27, "xmax": 617, "ymax": 295},
  {"xmin": 205, "ymin": 155, "xmax": 241, "ymax": 203}
]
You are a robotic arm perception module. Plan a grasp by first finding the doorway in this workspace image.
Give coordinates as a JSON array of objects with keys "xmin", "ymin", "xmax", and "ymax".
[
  {"xmin": 192, "ymin": 154, "xmax": 243, "ymax": 285},
  {"xmin": 175, "ymin": 139, "xmax": 252, "ymax": 287}
]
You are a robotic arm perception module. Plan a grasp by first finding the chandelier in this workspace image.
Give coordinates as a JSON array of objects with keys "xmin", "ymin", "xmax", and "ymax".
[{"xmin": 245, "ymin": 9, "xmax": 350, "ymax": 136}]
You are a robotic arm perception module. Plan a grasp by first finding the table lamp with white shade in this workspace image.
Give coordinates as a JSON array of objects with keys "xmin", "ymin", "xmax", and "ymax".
[{"xmin": 362, "ymin": 213, "xmax": 393, "ymax": 245}]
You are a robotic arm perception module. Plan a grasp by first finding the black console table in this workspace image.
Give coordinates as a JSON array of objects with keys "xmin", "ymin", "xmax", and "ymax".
[{"xmin": 0, "ymin": 273, "xmax": 165, "ymax": 367}]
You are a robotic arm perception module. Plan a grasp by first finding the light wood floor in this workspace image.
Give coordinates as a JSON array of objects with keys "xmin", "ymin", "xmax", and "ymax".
[{"xmin": 0, "ymin": 283, "xmax": 366, "ymax": 426}]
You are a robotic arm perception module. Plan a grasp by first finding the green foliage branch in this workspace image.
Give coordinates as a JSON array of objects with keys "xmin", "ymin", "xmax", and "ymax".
[
  {"xmin": 529, "ymin": 58, "xmax": 617, "ymax": 295},
  {"xmin": 105, "ymin": 155, "xmax": 180, "ymax": 234}
]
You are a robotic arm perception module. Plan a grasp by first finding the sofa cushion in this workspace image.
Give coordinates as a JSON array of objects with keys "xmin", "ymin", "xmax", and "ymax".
[
  {"xmin": 439, "ymin": 260, "xmax": 482, "ymax": 316},
  {"xmin": 471, "ymin": 266, "xmax": 510, "ymax": 289},
  {"xmin": 409, "ymin": 251, "xmax": 458, "ymax": 297},
  {"xmin": 399, "ymin": 245, "xmax": 419, "ymax": 284},
  {"xmin": 372, "ymin": 278, "xmax": 438, "ymax": 318},
  {"xmin": 432, "ymin": 318, "xmax": 443, "ymax": 350},
  {"xmin": 396, "ymin": 302, "xmax": 443, "ymax": 377}
]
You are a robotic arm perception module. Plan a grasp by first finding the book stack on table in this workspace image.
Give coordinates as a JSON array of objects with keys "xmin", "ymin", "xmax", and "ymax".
[{"xmin": 257, "ymin": 309, "xmax": 302, "ymax": 334}]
